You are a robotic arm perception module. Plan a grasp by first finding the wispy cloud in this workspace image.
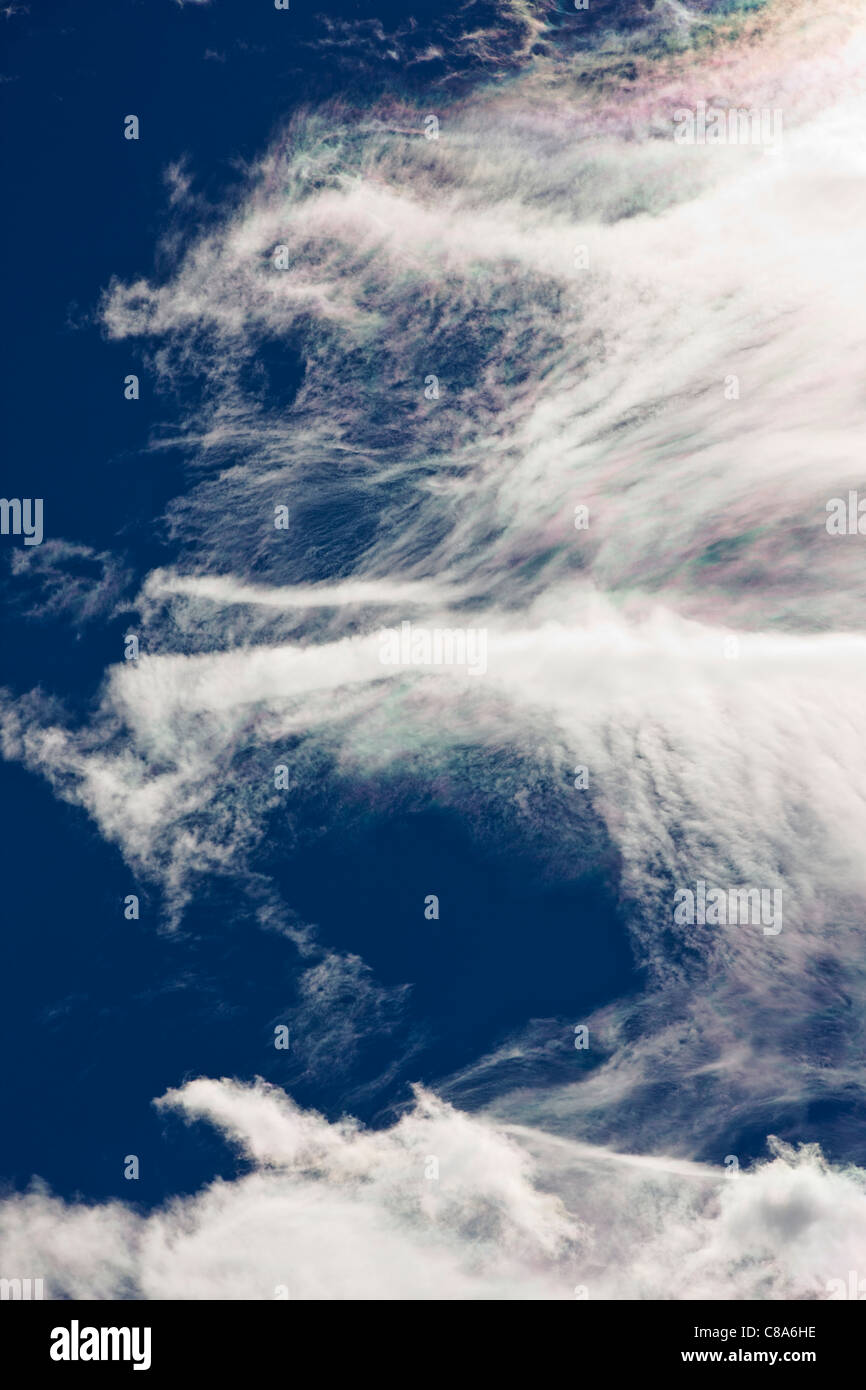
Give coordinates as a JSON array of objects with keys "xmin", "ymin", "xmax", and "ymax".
[
  {"xmin": 1, "ymin": 1078, "xmax": 864, "ymax": 1299},
  {"xmin": 4, "ymin": 0, "xmax": 866, "ymax": 1296}
]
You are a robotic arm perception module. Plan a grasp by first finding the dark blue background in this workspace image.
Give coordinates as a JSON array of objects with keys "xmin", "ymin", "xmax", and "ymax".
[
  {"xmin": 0, "ymin": 0, "xmax": 640, "ymax": 1211},
  {"xmin": 3, "ymin": 0, "xmax": 842, "ymax": 1220}
]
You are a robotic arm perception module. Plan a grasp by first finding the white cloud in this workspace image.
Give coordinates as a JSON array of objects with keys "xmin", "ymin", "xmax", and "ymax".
[
  {"xmin": 4, "ymin": 0, "xmax": 866, "ymax": 1298},
  {"xmin": 1, "ymin": 1078, "xmax": 864, "ymax": 1300}
]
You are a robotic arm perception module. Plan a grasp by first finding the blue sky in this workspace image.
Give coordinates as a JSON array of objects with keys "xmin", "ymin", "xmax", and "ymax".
[{"xmin": 3, "ymin": 0, "xmax": 866, "ymax": 1300}]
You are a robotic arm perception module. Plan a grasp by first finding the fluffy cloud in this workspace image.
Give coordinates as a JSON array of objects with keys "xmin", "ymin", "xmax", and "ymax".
[
  {"xmin": 4, "ymin": 0, "xmax": 866, "ymax": 1297},
  {"xmin": 2, "ymin": 1078, "xmax": 865, "ymax": 1299}
]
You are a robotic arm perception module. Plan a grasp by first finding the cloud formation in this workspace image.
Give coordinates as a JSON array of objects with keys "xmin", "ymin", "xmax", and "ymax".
[
  {"xmin": 4, "ymin": 0, "xmax": 866, "ymax": 1296},
  {"xmin": 2, "ymin": 1077, "xmax": 865, "ymax": 1299}
]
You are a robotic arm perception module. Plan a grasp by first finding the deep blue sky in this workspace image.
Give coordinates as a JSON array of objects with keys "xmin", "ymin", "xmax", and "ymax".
[
  {"xmin": 1, "ymin": 0, "xmax": 859, "ymax": 1234},
  {"xmin": 0, "ymin": 0, "xmax": 642, "ymax": 1211}
]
